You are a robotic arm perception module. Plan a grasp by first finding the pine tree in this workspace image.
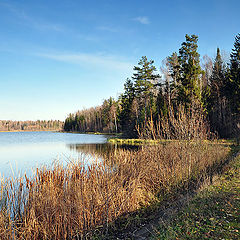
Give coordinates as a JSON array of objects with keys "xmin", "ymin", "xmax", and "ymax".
[{"xmin": 132, "ymin": 56, "xmax": 160, "ymax": 125}]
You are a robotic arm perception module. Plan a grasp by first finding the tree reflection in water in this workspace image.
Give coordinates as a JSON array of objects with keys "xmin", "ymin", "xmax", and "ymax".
[{"xmin": 66, "ymin": 143, "xmax": 139, "ymax": 158}]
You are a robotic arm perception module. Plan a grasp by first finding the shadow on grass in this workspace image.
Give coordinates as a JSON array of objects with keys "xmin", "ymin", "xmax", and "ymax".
[
  {"xmin": 97, "ymin": 144, "xmax": 240, "ymax": 240},
  {"xmin": 153, "ymin": 152, "xmax": 240, "ymax": 240}
]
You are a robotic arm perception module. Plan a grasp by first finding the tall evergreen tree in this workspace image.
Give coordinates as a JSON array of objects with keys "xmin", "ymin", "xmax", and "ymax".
[
  {"xmin": 210, "ymin": 48, "xmax": 225, "ymax": 100},
  {"xmin": 167, "ymin": 52, "xmax": 181, "ymax": 87},
  {"xmin": 132, "ymin": 56, "xmax": 160, "ymax": 125},
  {"xmin": 119, "ymin": 78, "xmax": 136, "ymax": 137},
  {"xmin": 156, "ymin": 87, "xmax": 168, "ymax": 117},
  {"xmin": 177, "ymin": 34, "xmax": 203, "ymax": 105},
  {"xmin": 208, "ymin": 48, "xmax": 229, "ymax": 136},
  {"xmin": 228, "ymin": 33, "xmax": 240, "ymax": 113}
]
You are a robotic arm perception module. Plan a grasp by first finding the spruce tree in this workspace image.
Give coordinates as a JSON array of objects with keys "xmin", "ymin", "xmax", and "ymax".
[
  {"xmin": 119, "ymin": 78, "xmax": 136, "ymax": 137},
  {"xmin": 208, "ymin": 48, "xmax": 228, "ymax": 136},
  {"xmin": 167, "ymin": 52, "xmax": 181, "ymax": 87},
  {"xmin": 156, "ymin": 87, "xmax": 168, "ymax": 117},
  {"xmin": 229, "ymin": 33, "xmax": 240, "ymax": 113},
  {"xmin": 177, "ymin": 34, "xmax": 203, "ymax": 105},
  {"xmin": 210, "ymin": 48, "xmax": 225, "ymax": 101}
]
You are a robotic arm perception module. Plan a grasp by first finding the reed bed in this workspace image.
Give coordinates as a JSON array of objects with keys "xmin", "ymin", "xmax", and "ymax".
[{"xmin": 0, "ymin": 141, "xmax": 230, "ymax": 239}]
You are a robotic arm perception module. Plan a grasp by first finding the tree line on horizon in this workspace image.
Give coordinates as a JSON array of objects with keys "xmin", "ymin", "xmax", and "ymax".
[
  {"xmin": 0, "ymin": 120, "xmax": 63, "ymax": 131},
  {"xmin": 63, "ymin": 33, "xmax": 240, "ymax": 139}
]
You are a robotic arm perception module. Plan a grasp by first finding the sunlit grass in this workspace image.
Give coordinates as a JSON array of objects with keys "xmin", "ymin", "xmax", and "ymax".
[{"xmin": 153, "ymin": 153, "xmax": 240, "ymax": 240}]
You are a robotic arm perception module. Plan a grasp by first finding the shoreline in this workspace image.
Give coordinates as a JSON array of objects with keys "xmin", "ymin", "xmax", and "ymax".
[
  {"xmin": 59, "ymin": 130, "xmax": 118, "ymax": 135},
  {"xmin": 0, "ymin": 129, "xmax": 62, "ymax": 133}
]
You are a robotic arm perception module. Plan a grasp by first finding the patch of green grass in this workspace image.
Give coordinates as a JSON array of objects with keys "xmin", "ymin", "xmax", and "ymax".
[
  {"xmin": 153, "ymin": 154, "xmax": 240, "ymax": 240},
  {"xmin": 108, "ymin": 138, "xmax": 170, "ymax": 145},
  {"xmin": 108, "ymin": 138, "xmax": 237, "ymax": 146}
]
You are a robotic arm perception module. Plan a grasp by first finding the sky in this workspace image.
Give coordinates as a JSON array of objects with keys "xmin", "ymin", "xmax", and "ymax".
[{"xmin": 0, "ymin": 0, "xmax": 239, "ymax": 121}]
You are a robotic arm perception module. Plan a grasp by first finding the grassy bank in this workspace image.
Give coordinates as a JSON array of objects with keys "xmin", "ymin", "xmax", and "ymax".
[
  {"xmin": 0, "ymin": 141, "xmax": 233, "ymax": 239},
  {"xmin": 108, "ymin": 138, "xmax": 163, "ymax": 145},
  {"xmin": 108, "ymin": 137, "xmax": 234, "ymax": 145},
  {"xmin": 153, "ymin": 150, "xmax": 240, "ymax": 240}
]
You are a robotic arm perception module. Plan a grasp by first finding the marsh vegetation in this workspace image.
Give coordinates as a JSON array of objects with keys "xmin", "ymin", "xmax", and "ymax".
[{"xmin": 0, "ymin": 140, "xmax": 231, "ymax": 239}]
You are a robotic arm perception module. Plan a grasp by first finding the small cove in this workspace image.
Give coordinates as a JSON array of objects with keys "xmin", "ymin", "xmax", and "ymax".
[{"xmin": 0, "ymin": 131, "xmax": 110, "ymax": 177}]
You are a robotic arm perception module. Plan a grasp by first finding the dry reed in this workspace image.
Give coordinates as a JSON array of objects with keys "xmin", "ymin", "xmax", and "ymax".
[
  {"xmin": 0, "ymin": 140, "xmax": 229, "ymax": 239},
  {"xmin": 139, "ymin": 102, "xmax": 211, "ymax": 140}
]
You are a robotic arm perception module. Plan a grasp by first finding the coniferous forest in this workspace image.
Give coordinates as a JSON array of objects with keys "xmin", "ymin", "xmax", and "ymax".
[{"xmin": 64, "ymin": 33, "xmax": 240, "ymax": 139}]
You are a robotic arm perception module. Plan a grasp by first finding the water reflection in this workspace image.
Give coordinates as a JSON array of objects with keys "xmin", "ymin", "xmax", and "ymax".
[
  {"xmin": 66, "ymin": 143, "xmax": 139, "ymax": 157},
  {"xmin": 0, "ymin": 131, "xmax": 140, "ymax": 178},
  {"xmin": 0, "ymin": 132, "xmax": 111, "ymax": 178}
]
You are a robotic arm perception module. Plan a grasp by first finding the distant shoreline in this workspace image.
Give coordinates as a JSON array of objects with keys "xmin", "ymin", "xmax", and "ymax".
[
  {"xmin": 0, "ymin": 129, "xmax": 62, "ymax": 133},
  {"xmin": 0, "ymin": 130, "xmax": 115, "ymax": 135}
]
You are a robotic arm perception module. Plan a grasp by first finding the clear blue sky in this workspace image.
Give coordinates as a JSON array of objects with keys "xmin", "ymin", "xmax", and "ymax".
[{"xmin": 0, "ymin": 0, "xmax": 239, "ymax": 121}]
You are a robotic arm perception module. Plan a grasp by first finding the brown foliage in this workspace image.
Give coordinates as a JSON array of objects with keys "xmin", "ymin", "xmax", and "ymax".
[
  {"xmin": 0, "ymin": 141, "xmax": 229, "ymax": 239},
  {"xmin": 139, "ymin": 103, "xmax": 211, "ymax": 140}
]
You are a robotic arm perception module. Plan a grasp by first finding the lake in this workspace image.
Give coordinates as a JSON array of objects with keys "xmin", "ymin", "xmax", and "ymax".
[{"xmin": 0, "ymin": 131, "xmax": 110, "ymax": 178}]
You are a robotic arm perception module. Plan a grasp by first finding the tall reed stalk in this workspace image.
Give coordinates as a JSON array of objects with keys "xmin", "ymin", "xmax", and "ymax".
[
  {"xmin": 138, "ymin": 102, "xmax": 211, "ymax": 140},
  {"xmin": 0, "ymin": 141, "xmax": 229, "ymax": 239}
]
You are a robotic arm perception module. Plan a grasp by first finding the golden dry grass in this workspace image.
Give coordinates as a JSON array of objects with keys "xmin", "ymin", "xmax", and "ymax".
[{"xmin": 0, "ymin": 141, "xmax": 230, "ymax": 239}]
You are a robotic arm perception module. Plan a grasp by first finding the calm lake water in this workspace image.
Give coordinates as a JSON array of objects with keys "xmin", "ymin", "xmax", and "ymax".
[{"xmin": 0, "ymin": 131, "xmax": 110, "ymax": 178}]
